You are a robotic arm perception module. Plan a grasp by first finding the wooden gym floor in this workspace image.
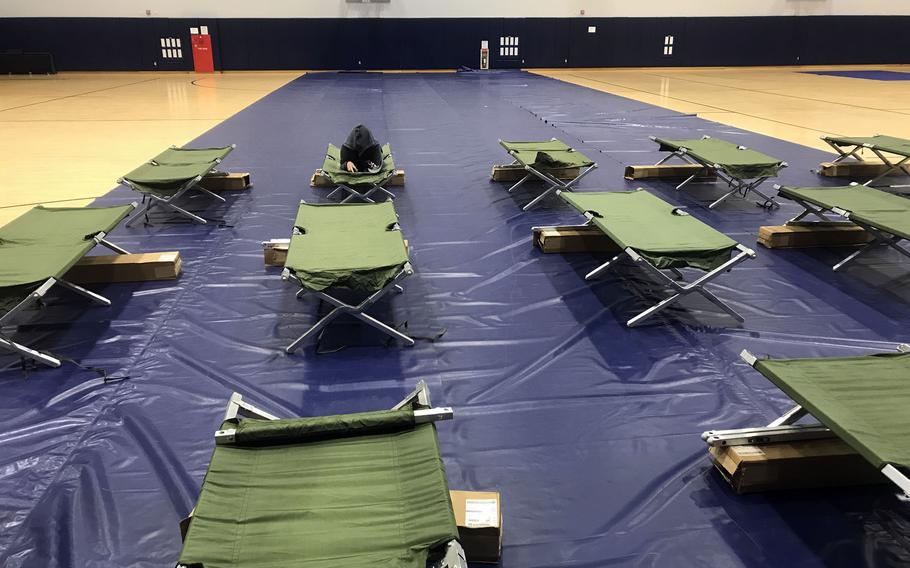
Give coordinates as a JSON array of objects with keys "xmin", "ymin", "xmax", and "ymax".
[{"xmin": 2, "ymin": 65, "xmax": 910, "ymax": 227}]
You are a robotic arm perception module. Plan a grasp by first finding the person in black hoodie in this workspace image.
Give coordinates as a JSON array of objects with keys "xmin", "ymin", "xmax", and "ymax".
[{"xmin": 340, "ymin": 124, "xmax": 383, "ymax": 173}]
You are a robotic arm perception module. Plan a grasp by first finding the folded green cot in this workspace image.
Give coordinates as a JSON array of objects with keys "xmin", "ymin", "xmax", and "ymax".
[
  {"xmin": 702, "ymin": 345, "xmax": 910, "ymax": 497},
  {"xmin": 320, "ymin": 143, "xmax": 397, "ymax": 203},
  {"xmin": 497, "ymin": 138, "xmax": 598, "ymax": 211},
  {"xmin": 179, "ymin": 381, "xmax": 467, "ymax": 568},
  {"xmin": 822, "ymin": 134, "xmax": 910, "ymax": 188},
  {"xmin": 119, "ymin": 145, "xmax": 235, "ymax": 225},
  {"xmin": 776, "ymin": 184, "xmax": 910, "ymax": 271},
  {"xmin": 281, "ymin": 200, "xmax": 414, "ymax": 352},
  {"xmin": 538, "ymin": 189, "xmax": 756, "ymax": 327},
  {"xmin": 651, "ymin": 135, "xmax": 787, "ymax": 209},
  {"xmin": 0, "ymin": 203, "xmax": 136, "ymax": 367}
]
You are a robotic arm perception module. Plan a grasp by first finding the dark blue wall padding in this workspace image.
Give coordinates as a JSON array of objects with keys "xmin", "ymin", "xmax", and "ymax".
[
  {"xmin": 2, "ymin": 71, "xmax": 910, "ymax": 567},
  {"xmin": 1, "ymin": 16, "xmax": 910, "ymax": 71}
]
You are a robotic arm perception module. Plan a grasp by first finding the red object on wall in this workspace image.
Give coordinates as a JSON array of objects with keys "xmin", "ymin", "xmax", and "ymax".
[{"xmin": 191, "ymin": 34, "xmax": 214, "ymax": 73}]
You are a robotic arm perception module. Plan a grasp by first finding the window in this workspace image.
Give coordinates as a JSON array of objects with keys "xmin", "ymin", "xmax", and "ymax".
[
  {"xmin": 663, "ymin": 35, "xmax": 674, "ymax": 56},
  {"xmin": 160, "ymin": 37, "xmax": 184, "ymax": 59},
  {"xmin": 499, "ymin": 36, "xmax": 519, "ymax": 58}
]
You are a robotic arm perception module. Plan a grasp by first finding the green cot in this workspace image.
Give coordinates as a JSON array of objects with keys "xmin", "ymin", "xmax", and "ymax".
[
  {"xmin": 776, "ymin": 184, "xmax": 910, "ymax": 271},
  {"xmin": 120, "ymin": 145, "xmax": 235, "ymax": 225},
  {"xmin": 651, "ymin": 135, "xmax": 786, "ymax": 209},
  {"xmin": 702, "ymin": 345, "xmax": 910, "ymax": 497},
  {"xmin": 496, "ymin": 138, "xmax": 598, "ymax": 211},
  {"xmin": 320, "ymin": 143, "xmax": 398, "ymax": 203},
  {"xmin": 822, "ymin": 134, "xmax": 910, "ymax": 189},
  {"xmin": 178, "ymin": 381, "xmax": 467, "ymax": 568},
  {"xmin": 0, "ymin": 203, "xmax": 136, "ymax": 367},
  {"xmin": 539, "ymin": 188, "xmax": 755, "ymax": 327},
  {"xmin": 280, "ymin": 200, "xmax": 414, "ymax": 352}
]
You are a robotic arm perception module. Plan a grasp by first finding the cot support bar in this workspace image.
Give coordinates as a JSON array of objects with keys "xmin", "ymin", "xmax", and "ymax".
[
  {"xmin": 0, "ymin": 279, "xmax": 66, "ymax": 367},
  {"xmin": 881, "ymin": 464, "xmax": 910, "ymax": 497},
  {"xmin": 864, "ymin": 150, "xmax": 910, "ymax": 189},
  {"xmin": 123, "ymin": 174, "xmax": 210, "ymax": 226},
  {"xmin": 56, "ymin": 279, "xmax": 112, "ymax": 306},
  {"xmin": 0, "ymin": 335, "xmax": 62, "ymax": 367},
  {"xmin": 520, "ymin": 162, "xmax": 597, "ymax": 211},
  {"xmin": 284, "ymin": 264, "xmax": 415, "ymax": 352}
]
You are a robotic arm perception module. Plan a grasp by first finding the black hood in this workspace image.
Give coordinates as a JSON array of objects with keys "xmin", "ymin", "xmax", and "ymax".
[{"xmin": 342, "ymin": 124, "xmax": 380, "ymax": 157}]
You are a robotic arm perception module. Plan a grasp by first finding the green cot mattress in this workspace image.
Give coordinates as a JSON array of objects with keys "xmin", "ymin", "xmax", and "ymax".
[
  {"xmin": 179, "ymin": 409, "xmax": 458, "ymax": 568},
  {"xmin": 122, "ymin": 146, "xmax": 233, "ymax": 195},
  {"xmin": 561, "ymin": 189, "xmax": 739, "ymax": 270},
  {"xmin": 654, "ymin": 137, "xmax": 784, "ymax": 180},
  {"xmin": 322, "ymin": 143, "xmax": 395, "ymax": 186},
  {"xmin": 754, "ymin": 351, "xmax": 910, "ymax": 470},
  {"xmin": 825, "ymin": 135, "xmax": 910, "ymax": 158},
  {"xmin": 778, "ymin": 185, "xmax": 910, "ymax": 240},
  {"xmin": 286, "ymin": 201, "xmax": 409, "ymax": 293},
  {"xmin": 501, "ymin": 139, "xmax": 595, "ymax": 169}
]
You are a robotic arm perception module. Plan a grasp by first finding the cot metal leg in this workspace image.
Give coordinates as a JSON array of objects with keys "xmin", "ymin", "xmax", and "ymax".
[
  {"xmin": 653, "ymin": 153, "xmax": 675, "ymax": 167},
  {"xmin": 56, "ymin": 279, "xmax": 112, "ymax": 306},
  {"xmin": 864, "ymin": 150, "xmax": 910, "ymax": 187},
  {"xmin": 97, "ymin": 238, "xmax": 131, "ymax": 255},
  {"xmin": 507, "ymin": 173, "xmax": 533, "ymax": 193},
  {"xmin": 0, "ymin": 335, "xmax": 62, "ymax": 367},
  {"xmin": 769, "ymin": 405, "xmax": 808, "ymax": 427},
  {"xmin": 881, "ymin": 464, "xmax": 910, "ymax": 498},
  {"xmin": 584, "ymin": 251, "xmax": 627, "ymax": 281},
  {"xmin": 285, "ymin": 267, "xmax": 415, "ymax": 352},
  {"xmin": 622, "ymin": 245, "xmax": 754, "ymax": 327},
  {"xmin": 520, "ymin": 163, "xmax": 597, "ymax": 211},
  {"xmin": 708, "ymin": 185, "xmax": 741, "ymax": 209},
  {"xmin": 196, "ymin": 186, "xmax": 227, "ymax": 202}
]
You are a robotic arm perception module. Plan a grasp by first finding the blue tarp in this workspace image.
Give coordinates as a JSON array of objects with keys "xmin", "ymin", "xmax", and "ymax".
[{"xmin": 1, "ymin": 71, "xmax": 909, "ymax": 568}]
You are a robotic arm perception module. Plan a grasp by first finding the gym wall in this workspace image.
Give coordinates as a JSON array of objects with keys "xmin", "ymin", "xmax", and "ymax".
[{"xmin": 1, "ymin": 1, "xmax": 907, "ymax": 71}]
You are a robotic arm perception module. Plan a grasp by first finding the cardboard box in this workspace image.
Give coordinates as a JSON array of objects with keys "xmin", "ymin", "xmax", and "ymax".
[
  {"xmin": 491, "ymin": 164, "xmax": 580, "ymax": 182},
  {"xmin": 623, "ymin": 164, "xmax": 716, "ymax": 181},
  {"xmin": 310, "ymin": 169, "xmax": 406, "ymax": 187},
  {"xmin": 757, "ymin": 224, "xmax": 873, "ymax": 249},
  {"xmin": 817, "ymin": 161, "xmax": 909, "ymax": 178},
  {"xmin": 533, "ymin": 226, "xmax": 621, "ymax": 254},
  {"xmin": 709, "ymin": 438, "xmax": 885, "ymax": 494},
  {"xmin": 198, "ymin": 172, "xmax": 251, "ymax": 191},
  {"xmin": 64, "ymin": 252, "xmax": 182, "ymax": 284},
  {"xmin": 450, "ymin": 490, "xmax": 501, "ymax": 563}
]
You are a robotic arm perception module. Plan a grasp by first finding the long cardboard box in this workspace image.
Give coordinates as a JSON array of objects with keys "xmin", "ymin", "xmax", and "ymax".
[
  {"xmin": 709, "ymin": 438, "xmax": 885, "ymax": 494},
  {"xmin": 817, "ymin": 161, "xmax": 910, "ymax": 178},
  {"xmin": 310, "ymin": 169, "xmax": 406, "ymax": 187},
  {"xmin": 533, "ymin": 226, "xmax": 620, "ymax": 254},
  {"xmin": 64, "ymin": 252, "xmax": 182, "ymax": 283},
  {"xmin": 491, "ymin": 164, "xmax": 580, "ymax": 182},
  {"xmin": 757, "ymin": 225, "xmax": 873, "ymax": 249},
  {"xmin": 198, "ymin": 172, "xmax": 251, "ymax": 191},
  {"xmin": 623, "ymin": 164, "xmax": 716, "ymax": 181},
  {"xmin": 450, "ymin": 490, "xmax": 502, "ymax": 564}
]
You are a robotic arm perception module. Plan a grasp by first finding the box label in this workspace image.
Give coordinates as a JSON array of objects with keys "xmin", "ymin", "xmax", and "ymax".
[{"xmin": 465, "ymin": 499, "xmax": 499, "ymax": 528}]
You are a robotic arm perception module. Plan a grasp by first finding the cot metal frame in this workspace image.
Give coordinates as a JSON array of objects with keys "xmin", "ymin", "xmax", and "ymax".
[
  {"xmin": 323, "ymin": 149, "xmax": 397, "ymax": 203},
  {"xmin": 701, "ymin": 345, "xmax": 910, "ymax": 497},
  {"xmin": 823, "ymin": 135, "xmax": 910, "ymax": 190},
  {"xmin": 650, "ymin": 135, "xmax": 785, "ymax": 210},
  {"xmin": 208, "ymin": 382, "xmax": 467, "ymax": 568},
  {"xmin": 282, "ymin": 258, "xmax": 415, "ymax": 352},
  {"xmin": 498, "ymin": 138, "xmax": 598, "ymax": 211},
  {"xmin": 121, "ymin": 144, "xmax": 236, "ymax": 226},
  {"xmin": 0, "ymin": 221, "xmax": 135, "ymax": 367},
  {"xmin": 535, "ymin": 205, "xmax": 756, "ymax": 327},
  {"xmin": 778, "ymin": 184, "xmax": 910, "ymax": 271}
]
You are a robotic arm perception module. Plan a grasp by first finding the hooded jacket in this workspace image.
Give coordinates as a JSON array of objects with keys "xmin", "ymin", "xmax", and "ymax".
[{"xmin": 340, "ymin": 124, "xmax": 383, "ymax": 173}]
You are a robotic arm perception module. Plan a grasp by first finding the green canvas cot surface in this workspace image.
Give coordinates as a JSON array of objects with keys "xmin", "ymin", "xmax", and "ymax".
[
  {"xmin": 179, "ymin": 409, "xmax": 459, "ymax": 568},
  {"xmin": 654, "ymin": 137, "xmax": 784, "ymax": 180},
  {"xmin": 122, "ymin": 146, "xmax": 233, "ymax": 195},
  {"xmin": 778, "ymin": 185, "xmax": 910, "ymax": 240},
  {"xmin": 286, "ymin": 201, "xmax": 409, "ymax": 293},
  {"xmin": 0, "ymin": 205, "xmax": 133, "ymax": 291},
  {"xmin": 825, "ymin": 135, "xmax": 910, "ymax": 158},
  {"xmin": 561, "ymin": 190, "xmax": 739, "ymax": 270},
  {"xmin": 322, "ymin": 143, "xmax": 395, "ymax": 186},
  {"xmin": 754, "ymin": 352, "xmax": 910, "ymax": 470},
  {"xmin": 501, "ymin": 139, "xmax": 595, "ymax": 169}
]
